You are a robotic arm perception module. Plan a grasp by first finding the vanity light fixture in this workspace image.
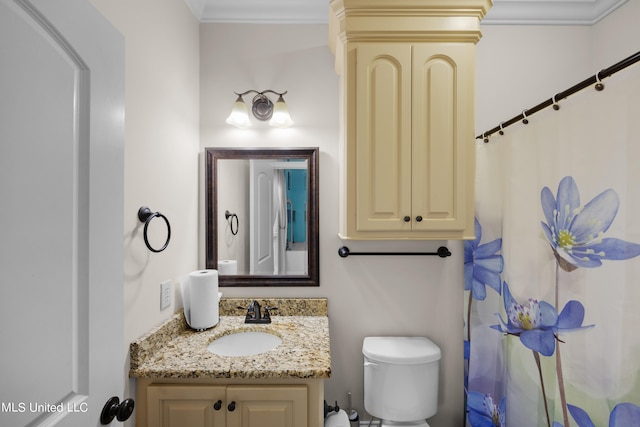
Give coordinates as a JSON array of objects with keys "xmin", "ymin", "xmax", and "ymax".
[{"xmin": 225, "ymin": 90, "xmax": 294, "ymax": 128}]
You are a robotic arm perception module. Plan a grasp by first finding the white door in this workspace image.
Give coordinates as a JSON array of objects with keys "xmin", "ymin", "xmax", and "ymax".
[{"xmin": 0, "ymin": 0, "xmax": 125, "ymax": 426}]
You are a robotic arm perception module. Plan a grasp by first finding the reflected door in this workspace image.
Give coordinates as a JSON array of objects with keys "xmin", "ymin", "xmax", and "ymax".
[{"xmin": 249, "ymin": 160, "xmax": 275, "ymax": 274}]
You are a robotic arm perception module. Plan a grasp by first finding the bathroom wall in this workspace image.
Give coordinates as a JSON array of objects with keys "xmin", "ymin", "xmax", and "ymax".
[
  {"xmin": 591, "ymin": 0, "xmax": 640, "ymax": 66},
  {"xmin": 477, "ymin": 0, "xmax": 640, "ymax": 137},
  {"xmin": 199, "ymin": 23, "xmax": 470, "ymax": 423},
  {"xmin": 89, "ymin": 0, "xmax": 200, "ymax": 417},
  {"xmin": 88, "ymin": 0, "xmax": 640, "ymax": 424},
  {"xmin": 197, "ymin": 19, "xmax": 613, "ymax": 422},
  {"xmin": 476, "ymin": 25, "xmax": 591, "ymax": 135}
]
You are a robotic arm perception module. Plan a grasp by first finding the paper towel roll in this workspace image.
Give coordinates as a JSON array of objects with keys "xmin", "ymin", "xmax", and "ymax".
[
  {"xmin": 218, "ymin": 259, "xmax": 237, "ymax": 275},
  {"xmin": 188, "ymin": 269, "xmax": 219, "ymax": 330},
  {"xmin": 324, "ymin": 410, "xmax": 350, "ymax": 427}
]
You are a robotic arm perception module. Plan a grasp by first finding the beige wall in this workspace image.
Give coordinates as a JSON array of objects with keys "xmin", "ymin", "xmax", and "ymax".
[
  {"xmin": 592, "ymin": 0, "xmax": 640, "ymax": 66},
  {"xmin": 477, "ymin": 0, "xmax": 640, "ymax": 138},
  {"xmin": 89, "ymin": 0, "xmax": 640, "ymax": 424},
  {"xmin": 89, "ymin": 0, "xmax": 200, "ymax": 422},
  {"xmin": 199, "ymin": 23, "xmax": 466, "ymax": 424},
  {"xmin": 476, "ymin": 25, "xmax": 591, "ymax": 135}
]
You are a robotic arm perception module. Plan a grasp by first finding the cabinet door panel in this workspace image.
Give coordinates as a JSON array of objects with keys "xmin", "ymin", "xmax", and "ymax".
[
  {"xmin": 412, "ymin": 44, "xmax": 473, "ymax": 232},
  {"xmin": 355, "ymin": 44, "xmax": 412, "ymax": 231},
  {"xmin": 147, "ymin": 384, "xmax": 226, "ymax": 427},
  {"xmin": 226, "ymin": 385, "xmax": 307, "ymax": 427}
]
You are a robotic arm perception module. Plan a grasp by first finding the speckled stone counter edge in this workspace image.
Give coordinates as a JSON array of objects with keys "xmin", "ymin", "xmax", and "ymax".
[{"xmin": 129, "ymin": 298, "xmax": 328, "ymax": 373}]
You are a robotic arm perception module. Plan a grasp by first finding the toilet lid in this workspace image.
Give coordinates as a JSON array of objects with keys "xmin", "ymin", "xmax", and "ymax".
[{"xmin": 363, "ymin": 337, "xmax": 441, "ymax": 364}]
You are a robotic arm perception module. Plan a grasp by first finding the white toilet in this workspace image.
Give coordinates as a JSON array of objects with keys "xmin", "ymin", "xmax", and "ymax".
[{"xmin": 363, "ymin": 337, "xmax": 441, "ymax": 427}]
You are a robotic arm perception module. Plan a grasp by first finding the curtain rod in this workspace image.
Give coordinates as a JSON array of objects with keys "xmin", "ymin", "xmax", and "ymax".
[{"xmin": 476, "ymin": 50, "xmax": 640, "ymax": 142}]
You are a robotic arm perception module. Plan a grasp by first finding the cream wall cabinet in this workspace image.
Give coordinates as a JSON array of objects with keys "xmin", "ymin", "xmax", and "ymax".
[
  {"xmin": 330, "ymin": 0, "xmax": 492, "ymax": 240},
  {"xmin": 138, "ymin": 378, "xmax": 321, "ymax": 427}
]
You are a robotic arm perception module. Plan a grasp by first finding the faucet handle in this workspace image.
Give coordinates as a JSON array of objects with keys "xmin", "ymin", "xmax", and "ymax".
[
  {"xmin": 263, "ymin": 306, "xmax": 278, "ymax": 319},
  {"xmin": 236, "ymin": 305, "xmax": 253, "ymax": 317},
  {"xmin": 237, "ymin": 301, "xmax": 261, "ymax": 319}
]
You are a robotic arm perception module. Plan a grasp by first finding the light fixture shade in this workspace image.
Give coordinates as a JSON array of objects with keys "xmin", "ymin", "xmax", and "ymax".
[
  {"xmin": 269, "ymin": 95, "xmax": 294, "ymax": 128},
  {"xmin": 226, "ymin": 96, "xmax": 251, "ymax": 128}
]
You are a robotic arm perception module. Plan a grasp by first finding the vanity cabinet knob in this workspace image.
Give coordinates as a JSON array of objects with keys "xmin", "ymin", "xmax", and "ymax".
[
  {"xmin": 403, "ymin": 216, "xmax": 411, "ymax": 222},
  {"xmin": 415, "ymin": 215, "xmax": 423, "ymax": 222},
  {"xmin": 228, "ymin": 401, "xmax": 236, "ymax": 412},
  {"xmin": 213, "ymin": 400, "xmax": 222, "ymax": 410}
]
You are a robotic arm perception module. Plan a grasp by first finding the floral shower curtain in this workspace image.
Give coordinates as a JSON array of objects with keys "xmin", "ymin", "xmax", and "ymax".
[{"xmin": 464, "ymin": 62, "xmax": 640, "ymax": 427}]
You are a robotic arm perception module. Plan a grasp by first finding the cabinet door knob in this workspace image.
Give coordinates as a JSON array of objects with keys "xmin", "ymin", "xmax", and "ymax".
[
  {"xmin": 228, "ymin": 401, "xmax": 236, "ymax": 412},
  {"xmin": 403, "ymin": 216, "xmax": 411, "ymax": 222},
  {"xmin": 415, "ymin": 215, "xmax": 423, "ymax": 222},
  {"xmin": 213, "ymin": 400, "xmax": 222, "ymax": 410}
]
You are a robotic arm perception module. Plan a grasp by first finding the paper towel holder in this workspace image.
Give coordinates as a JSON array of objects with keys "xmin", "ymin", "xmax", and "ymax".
[{"xmin": 138, "ymin": 206, "xmax": 171, "ymax": 253}]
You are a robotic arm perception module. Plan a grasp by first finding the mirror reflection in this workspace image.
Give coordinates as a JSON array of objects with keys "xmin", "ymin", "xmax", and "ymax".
[{"xmin": 205, "ymin": 148, "xmax": 319, "ymax": 286}]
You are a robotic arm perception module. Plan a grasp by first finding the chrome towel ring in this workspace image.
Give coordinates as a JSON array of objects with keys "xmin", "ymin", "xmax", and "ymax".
[{"xmin": 138, "ymin": 206, "xmax": 171, "ymax": 253}]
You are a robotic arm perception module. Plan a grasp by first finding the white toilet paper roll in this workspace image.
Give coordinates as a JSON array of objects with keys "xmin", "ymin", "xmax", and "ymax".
[
  {"xmin": 218, "ymin": 259, "xmax": 237, "ymax": 275},
  {"xmin": 324, "ymin": 410, "xmax": 350, "ymax": 427},
  {"xmin": 188, "ymin": 270, "xmax": 219, "ymax": 329}
]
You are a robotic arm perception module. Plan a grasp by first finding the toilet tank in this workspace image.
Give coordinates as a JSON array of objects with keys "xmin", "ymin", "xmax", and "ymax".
[{"xmin": 363, "ymin": 337, "xmax": 441, "ymax": 422}]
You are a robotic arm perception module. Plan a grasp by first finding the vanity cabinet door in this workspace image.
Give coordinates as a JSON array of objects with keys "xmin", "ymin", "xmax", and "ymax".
[
  {"xmin": 147, "ymin": 384, "xmax": 226, "ymax": 427},
  {"xmin": 225, "ymin": 385, "xmax": 308, "ymax": 427}
]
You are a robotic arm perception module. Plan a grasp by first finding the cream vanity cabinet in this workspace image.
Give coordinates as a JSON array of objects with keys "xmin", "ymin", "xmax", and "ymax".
[
  {"xmin": 140, "ymin": 379, "xmax": 315, "ymax": 427},
  {"xmin": 129, "ymin": 308, "xmax": 330, "ymax": 427},
  {"xmin": 329, "ymin": 0, "xmax": 492, "ymax": 240}
]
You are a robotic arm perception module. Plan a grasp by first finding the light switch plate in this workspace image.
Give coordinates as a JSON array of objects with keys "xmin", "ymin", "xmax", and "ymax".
[{"xmin": 160, "ymin": 280, "xmax": 171, "ymax": 310}]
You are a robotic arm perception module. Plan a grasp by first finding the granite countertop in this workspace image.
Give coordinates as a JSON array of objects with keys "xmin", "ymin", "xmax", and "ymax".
[{"xmin": 129, "ymin": 298, "xmax": 331, "ymax": 380}]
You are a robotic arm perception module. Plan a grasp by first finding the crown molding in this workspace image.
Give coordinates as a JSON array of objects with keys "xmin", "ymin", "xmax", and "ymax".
[
  {"xmin": 187, "ymin": 0, "xmax": 628, "ymax": 25},
  {"xmin": 189, "ymin": 0, "xmax": 328, "ymax": 24},
  {"xmin": 482, "ymin": 0, "xmax": 628, "ymax": 25}
]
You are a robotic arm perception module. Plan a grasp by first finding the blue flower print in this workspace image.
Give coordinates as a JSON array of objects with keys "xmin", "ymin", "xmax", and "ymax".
[
  {"xmin": 491, "ymin": 282, "xmax": 593, "ymax": 356},
  {"xmin": 553, "ymin": 403, "xmax": 640, "ymax": 427},
  {"xmin": 467, "ymin": 392, "xmax": 505, "ymax": 427},
  {"xmin": 465, "ymin": 218, "xmax": 504, "ymax": 300},
  {"xmin": 541, "ymin": 176, "xmax": 640, "ymax": 272}
]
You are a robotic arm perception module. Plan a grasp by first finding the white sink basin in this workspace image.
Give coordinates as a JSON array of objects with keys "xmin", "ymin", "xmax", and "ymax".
[{"xmin": 207, "ymin": 331, "xmax": 282, "ymax": 357}]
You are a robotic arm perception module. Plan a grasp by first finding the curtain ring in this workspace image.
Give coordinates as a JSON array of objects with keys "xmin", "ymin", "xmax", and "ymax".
[
  {"xmin": 499, "ymin": 122, "xmax": 505, "ymax": 135},
  {"xmin": 595, "ymin": 70, "xmax": 605, "ymax": 91},
  {"xmin": 225, "ymin": 210, "xmax": 239, "ymax": 236},
  {"xmin": 552, "ymin": 94, "xmax": 560, "ymax": 110},
  {"xmin": 522, "ymin": 110, "xmax": 529, "ymax": 125},
  {"xmin": 483, "ymin": 132, "xmax": 489, "ymax": 143},
  {"xmin": 138, "ymin": 206, "xmax": 171, "ymax": 253}
]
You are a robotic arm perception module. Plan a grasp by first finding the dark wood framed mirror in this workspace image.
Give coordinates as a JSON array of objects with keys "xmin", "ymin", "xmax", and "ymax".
[{"xmin": 205, "ymin": 147, "xmax": 319, "ymax": 286}]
